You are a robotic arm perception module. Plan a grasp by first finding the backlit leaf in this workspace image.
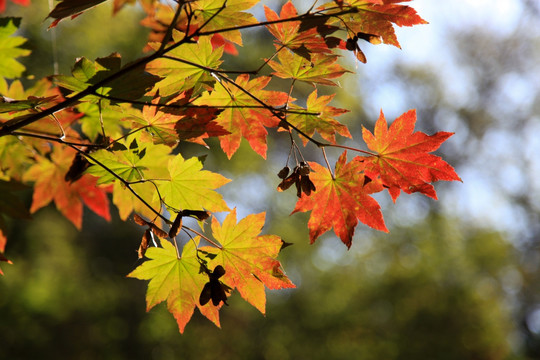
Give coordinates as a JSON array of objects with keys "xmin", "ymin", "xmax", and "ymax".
[
  {"xmin": 195, "ymin": 74, "xmax": 288, "ymax": 158},
  {"xmin": 157, "ymin": 154, "xmax": 231, "ymax": 213},
  {"xmin": 320, "ymin": 0, "xmax": 428, "ymax": 48},
  {"xmin": 0, "ymin": 17, "xmax": 30, "ymax": 79},
  {"xmin": 292, "ymin": 151, "xmax": 387, "ymax": 248},
  {"xmin": 287, "ymin": 89, "xmax": 351, "ymax": 145},
  {"xmin": 146, "ymin": 35, "xmax": 223, "ymax": 97},
  {"xmin": 264, "ymin": 1, "xmax": 337, "ymax": 59},
  {"xmin": 128, "ymin": 238, "xmax": 222, "ymax": 333},
  {"xmin": 358, "ymin": 109, "xmax": 462, "ymax": 201},
  {"xmin": 202, "ymin": 209, "xmax": 295, "ymax": 313},
  {"xmin": 268, "ymin": 50, "xmax": 349, "ymax": 86},
  {"xmin": 23, "ymin": 145, "xmax": 111, "ymax": 229}
]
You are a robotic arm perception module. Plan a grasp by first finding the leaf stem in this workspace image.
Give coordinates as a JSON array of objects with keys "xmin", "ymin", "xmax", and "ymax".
[
  {"xmin": 321, "ymin": 147, "xmax": 335, "ymax": 180},
  {"xmin": 183, "ymin": 225, "xmax": 222, "ymax": 249}
]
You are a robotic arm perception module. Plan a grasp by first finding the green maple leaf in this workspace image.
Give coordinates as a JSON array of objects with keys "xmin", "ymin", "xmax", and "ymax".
[
  {"xmin": 202, "ymin": 209, "xmax": 295, "ymax": 314},
  {"xmin": 0, "ymin": 17, "xmax": 30, "ymax": 79},
  {"xmin": 157, "ymin": 154, "xmax": 231, "ymax": 213},
  {"xmin": 86, "ymin": 135, "xmax": 172, "ymax": 219},
  {"xmin": 287, "ymin": 89, "xmax": 351, "ymax": 145},
  {"xmin": 268, "ymin": 50, "xmax": 349, "ymax": 86},
  {"xmin": 147, "ymin": 35, "xmax": 223, "ymax": 97},
  {"xmin": 54, "ymin": 53, "xmax": 160, "ymax": 102},
  {"xmin": 128, "ymin": 239, "xmax": 222, "ymax": 333},
  {"xmin": 78, "ymin": 101, "xmax": 132, "ymax": 141},
  {"xmin": 194, "ymin": 74, "xmax": 288, "ymax": 158},
  {"xmin": 190, "ymin": 0, "xmax": 258, "ymax": 45}
]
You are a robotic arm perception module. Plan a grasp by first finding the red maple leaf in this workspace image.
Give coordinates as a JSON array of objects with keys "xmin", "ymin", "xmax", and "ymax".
[
  {"xmin": 0, "ymin": 0, "xmax": 29, "ymax": 13},
  {"xmin": 358, "ymin": 109, "xmax": 461, "ymax": 201},
  {"xmin": 23, "ymin": 145, "xmax": 111, "ymax": 229},
  {"xmin": 292, "ymin": 151, "xmax": 387, "ymax": 248}
]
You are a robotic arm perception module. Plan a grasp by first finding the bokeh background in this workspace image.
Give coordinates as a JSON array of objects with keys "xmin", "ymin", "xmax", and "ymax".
[{"xmin": 1, "ymin": 0, "xmax": 540, "ymax": 359}]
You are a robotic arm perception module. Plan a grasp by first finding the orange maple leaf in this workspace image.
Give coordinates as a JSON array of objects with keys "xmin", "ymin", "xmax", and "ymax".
[
  {"xmin": 195, "ymin": 74, "xmax": 288, "ymax": 158},
  {"xmin": 358, "ymin": 109, "xmax": 461, "ymax": 201},
  {"xmin": 321, "ymin": 0, "xmax": 427, "ymax": 48},
  {"xmin": 203, "ymin": 209, "xmax": 295, "ymax": 313},
  {"xmin": 292, "ymin": 151, "xmax": 387, "ymax": 248},
  {"xmin": 23, "ymin": 145, "xmax": 111, "ymax": 229},
  {"xmin": 264, "ymin": 1, "xmax": 337, "ymax": 58}
]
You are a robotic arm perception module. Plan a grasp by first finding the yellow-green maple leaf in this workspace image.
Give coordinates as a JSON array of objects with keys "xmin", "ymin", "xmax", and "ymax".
[{"xmin": 128, "ymin": 239, "xmax": 221, "ymax": 333}]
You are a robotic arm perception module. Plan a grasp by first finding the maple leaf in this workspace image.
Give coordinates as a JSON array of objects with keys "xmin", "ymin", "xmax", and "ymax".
[
  {"xmin": 55, "ymin": 53, "xmax": 160, "ymax": 102},
  {"xmin": 128, "ymin": 238, "xmax": 222, "ymax": 333},
  {"xmin": 189, "ymin": 0, "xmax": 258, "ymax": 45},
  {"xmin": 287, "ymin": 89, "xmax": 351, "ymax": 145},
  {"xmin": 292, "ymin": 151, "xmax": 387, "ymax": 248},
  {"xmin": 0, "ymin": 0, "xmax": 29, "ymax": 13},
  {"xmin": 78, "ymin": 101, "xmax": 131, "ymax": 141},
  {"xmin": 156, "ymin": 154, "xmax": 231, "ymax": 213},
  {"xmin": 85, "ymin": 135, "xmax": 172, "ymax": 220},
  {"xmin": 194, "ymin": 74, "xmax": 288, "ymax": 158},
  {"xmin": 264, "ymin": 1, "xmax": 337, "ymax": 59},
  {"xmin": 174, "ymin": 105, "xmax": 229, "ymax": 146},
  {"xmin": 321, "ymin": 0, "xmax": 427, "ymax": 48},
  {"xmin": 268, "ymin": 50, "xmax": 349, "ymax": 86},
  {"xmin": 146, "ymin": 35, "xmax": 223, "ymax": 97},
  {"xmin": 0, "ymin": 17, "xmax": 31, "ymax": 79},
  {"xmin": 46, "ymin": 0, "xmax": 107, "ymax": 28},
  {"xmin": 202, "ymin": 209, "xmax": 295, "ymax": 313},
  {"xmin": 23, "ymin": 145, "xmax": 111, "ymax": 229},
  {"xmin": 358, "ymin": 109, "xmax": 462, "ymax": 201},
  {"xmin": 129, "ymin": 93, "xmax": 184, "ymax": 146},
  {"xmin": 128, "ymin": 91, "xmax": 227, "ymax": 146}
]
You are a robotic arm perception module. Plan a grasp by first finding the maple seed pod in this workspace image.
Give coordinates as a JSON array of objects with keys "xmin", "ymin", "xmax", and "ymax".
[
  {"xmin": 133, "ymin": 213, "xmax": 147, "ymax": 226},
  {"xmin": 299, "ymin": 163, "xmax": 310, "ymax": 176},
  {"xmin": 169, "ymin": 212, "xmax": 183, "ymax": 238},
  {"xmin": 300, "ymin": 175, "xmax": 316, "ymax": 196},
  {"xmin": 345, "ymin": 37, "xmax": 356, "ymax": 51},
  {"xmin": 199, "ymin": 265, "xmax": 229, "ymax": 306},
  {"xmin": 138, "ymin": 229, "xmax": 152, "ymax": 259},
  {"xmin": 295, "ymin": 177, "xmax": 302, "ymax": 198},
  {"xmin": 150, "ymin": 224, "xmax": 168, "ymax": 239},
  {"xmin": 277, "ymin": 173, "xmax": 298, "ymax": 191},
  {"xmin": 277, "ymin": 166, "xmax": 290, "ymax": 179},
  {"xmin": 183, "ymin": 209, "xmax": 210, "ymax": 221},
  {"xmin": 357, "ymin": 32, "xmax": 382, "ymax": 45}
]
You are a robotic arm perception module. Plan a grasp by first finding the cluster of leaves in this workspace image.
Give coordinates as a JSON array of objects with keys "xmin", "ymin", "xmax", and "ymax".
[{"xmin": 0, "ymin": 0, "xmax": 460, "ymax": 332}]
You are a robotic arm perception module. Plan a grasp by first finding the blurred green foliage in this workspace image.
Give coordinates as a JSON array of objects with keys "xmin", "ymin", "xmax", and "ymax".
[{"xmin": 0, "ymin": 204, "xmax": 522, "ymax": 359}]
